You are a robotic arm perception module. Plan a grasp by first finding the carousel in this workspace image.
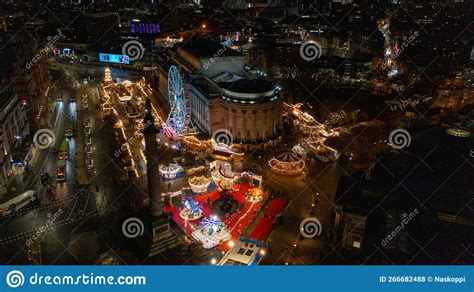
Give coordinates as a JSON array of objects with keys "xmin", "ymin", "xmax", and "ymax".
[
  {"xmin": 188, "ymin": 176, "xmax": 211, "ymax": 193},
  {"xmin": 191, "ymin": 216, "xmax": 231, "ymax": 249},
  {"xmin": 159, "ymin": 163, "xmax": 182, "ymax": 179},
  {"xmin": 268, "ymin": 151, "xmax": 305, "ymax": 176},
  {"xmin": 246, "ymin": 187, "xmax": 264, "ymax": 203},
  {"xmin": 446, "ymin": 128, "xmax": 471, "ymax": 138},
  {"xmin": 179, "ymin": 198, "xmax": 203, "ymax": 221}
]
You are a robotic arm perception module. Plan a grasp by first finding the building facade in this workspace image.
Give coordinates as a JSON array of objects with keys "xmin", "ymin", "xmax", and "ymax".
[
  {"xmin": 0, "ymin": 32, "xmax": 52, "ymax": 128},
  {"xmin": 0, "ymin": 92, "xmax": 30, "ymax": 196},
  {"xmin": 160, "ymin": 38, "xmax": 283, "ymax": 150}
]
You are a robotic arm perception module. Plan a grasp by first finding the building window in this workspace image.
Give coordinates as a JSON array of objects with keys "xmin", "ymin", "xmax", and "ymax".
[{"xmin": 352, "ymin": 237, "xmax": 361, "ymax": 249}]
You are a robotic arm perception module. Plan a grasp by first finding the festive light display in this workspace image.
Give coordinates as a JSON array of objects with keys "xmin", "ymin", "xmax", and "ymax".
[
  {"xmin": 159, "ymin": 163, "xmax": 182, "ymax": 179},
  {"xmin": 179, "ymin": 198, "xmax": 203, "ymax": 221},
  {"xmin": 446, "ymin": 128, "xmax": 471, "ymax": 138},
  {"xmin": 246, "ymin": 187, "xmax": 264, "ymax": 203},
  {"xmin": 268, "ymin": 151, "xmax": 305, "ymax": 176},
  {"xmin": 283, "ymin": 102, "xmax": 341, "ymax": 162},
  {"xmin": 188, "ymin": 176, "xmax": 211, "ymax": 193},
  {"xmin": 210, "ymin": 161, "xmax": 235, "ymax": 190},
  {"xmin": 166, "ymin": 66, "xmax": 195, "ymax": 137},
  {"xmin": 324, "ymin": 111, "xmax": 347, "ymax": 126},
  {"xmin": 385, "ymin": 96, "xmax": 433, "ymax": 112},
  {"xmin": 192, "ymin": 215, "xmax": 231, "ymax": 249},
  {"xmin": 104, "ymin": 67, "xmax": 112, "ymax": 83}
]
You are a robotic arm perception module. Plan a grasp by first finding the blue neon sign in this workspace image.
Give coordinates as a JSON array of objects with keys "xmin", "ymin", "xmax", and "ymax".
[{"xmin": 99, "ymin": 53, "xmax": 130, "ymax": 64}]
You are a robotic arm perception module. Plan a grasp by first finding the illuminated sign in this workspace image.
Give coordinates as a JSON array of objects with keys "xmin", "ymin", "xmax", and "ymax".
[
  {"xmin": 131, "ymin": 23, "xmax": 161, "ymax": 34},
  {"xmin": 99, "ymin": 53, "xmax": 130, "ymax": 64}
]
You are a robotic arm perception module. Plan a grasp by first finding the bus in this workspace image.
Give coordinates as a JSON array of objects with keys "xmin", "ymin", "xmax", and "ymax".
[
  {"xmin": 65, "ymin": 122, "xmax": 74, "ymax": 138},
  {"xmin": 56, "ymin": 160, "xmax": 67, "ymax": 182},
  {"xmin": 59, "ymin": 140, "xmax": 69, "ymax": 160},
  {"xmin": 0, "ymin": 190, "xmax": 37, "ymax": 217}
]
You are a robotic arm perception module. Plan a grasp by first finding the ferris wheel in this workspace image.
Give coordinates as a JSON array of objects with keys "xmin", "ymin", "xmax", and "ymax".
[{"xmin": 166, "ymin": 66, "xmax": 188, "ymax": 136}]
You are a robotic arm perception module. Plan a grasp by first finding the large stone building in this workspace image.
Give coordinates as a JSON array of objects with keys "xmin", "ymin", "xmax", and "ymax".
[
  {"xmin": 0, "ymin": 32, "xmax": 52, "ymax": 128},
  {"xmin": 159, "ymin": 38, "xmax": 282, "ymax": 151},
  {"xmin": 0, "ymin": 92, "xmax": 30, "ymax": 196}
]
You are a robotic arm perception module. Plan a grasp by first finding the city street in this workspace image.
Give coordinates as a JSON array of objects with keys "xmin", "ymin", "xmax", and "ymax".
[{"xmin": 0, "ymin": 68, "xmax": 100, "ymax": 264}]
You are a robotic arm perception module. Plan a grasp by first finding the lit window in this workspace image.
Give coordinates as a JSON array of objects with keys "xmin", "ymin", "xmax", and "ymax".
[{"xmin": 353, "ymin": 240, "xmax": 361, "ymax": 249}]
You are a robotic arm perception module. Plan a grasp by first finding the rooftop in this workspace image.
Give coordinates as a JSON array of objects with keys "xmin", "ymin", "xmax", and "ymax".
[
  {"xmin": 180, "ymin": 38, "xmax": 243, "ymax": 59},
  {"xmin": 0, "ymin": 91, "xmax": 17, "ymax": 111},
  {"xmin": 217, "ymin": 78, "xmax": 274, "ymax": 94},
  {"xmin": 336, "ymin": 125, "xmax": 473, "ymax": 216}
]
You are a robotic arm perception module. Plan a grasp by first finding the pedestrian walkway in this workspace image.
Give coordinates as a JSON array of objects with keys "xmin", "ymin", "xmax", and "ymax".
[
  {"xmin": 248, "ymin": 198, "xmax": 287, "ymax": 242},
  {"xmin": 1, "ymin": 91, "xmax": 59, "ymax": 201}
]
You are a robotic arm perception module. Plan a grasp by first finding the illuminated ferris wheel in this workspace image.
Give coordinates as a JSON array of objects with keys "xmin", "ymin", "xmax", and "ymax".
[{"xmin": 166, "ymin": 66, "xmax": 187, "ymax": 136}]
